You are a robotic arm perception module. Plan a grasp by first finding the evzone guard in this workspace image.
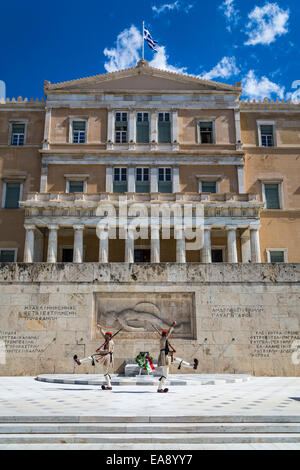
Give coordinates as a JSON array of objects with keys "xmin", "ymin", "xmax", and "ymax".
[
  {"xmin": 155, "ymin": 321, "xmax": 199, "ymax": 393},
  {"xmin": 73, "ymin": 324, "xmax": 121, "ymax": 390}
]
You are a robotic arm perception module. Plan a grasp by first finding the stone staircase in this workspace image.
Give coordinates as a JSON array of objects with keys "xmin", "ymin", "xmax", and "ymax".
[{"xmin": 0, "ymin": 415, "xmax": 300, "ymax": 449}]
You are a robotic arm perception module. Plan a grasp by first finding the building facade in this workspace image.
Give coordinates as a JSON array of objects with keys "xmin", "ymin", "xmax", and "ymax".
[{"xmin": 0, "ymin": 59, "xmax": 299, "ymax": 265}]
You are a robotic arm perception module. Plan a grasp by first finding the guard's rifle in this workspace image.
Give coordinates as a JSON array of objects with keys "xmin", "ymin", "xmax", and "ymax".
[
  {"xmin": 95, "ymin": 327, "xmax": 123, "ymax": 352},
  {"xmin": 151, "ymin": 324, "xmax": 176, "ymax": 353}
]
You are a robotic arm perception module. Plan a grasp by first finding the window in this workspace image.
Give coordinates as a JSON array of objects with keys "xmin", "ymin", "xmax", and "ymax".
[
  {"xmin": 199, "ymin": 121, "xmax": 214, "ymax": 144},
  {"xmin": 260, "ymin": 125, "xmax": 274, "ymax": 147},
  {"xmin": 115, "ymin": 112, "xmax": 128, "ymax": 143},
  {"xmin": 68, "ymin": 181, "xmax": 84, "ymax": 193},
  {"xmin": 0, "ymin": 249, "xmax": 17, "ymax": 262},
  {"xmin": 267, "ymin": 249, "xmax": 287, "ymax": 263},
  {"xmin": 113, "ymin": 167, "xmax": 127, "ymax": 193},
  {"xmin": 72, "ymin": 121, "xmax": 86, "ymax": 143},
  {"xmin": 158, "ymin": 167, "xmax": 172, "ymax": 193},
  {"xmin": 136, "ymin": 112, "xmax": 149, "ymax": 143},
  {"xmin": 201, "ymin": 181, "xmax": 217, "ymax": 193},
  {"xmin": 2, "ymin": 183, "xmax": 21, "ymax": 209},
  {"xmin": 136, "ymin": 167, "xmax": 150, "ymax": 193},
  {"xmin": 11, "ymin": 123, "xmax": 25, "ymax": 146},
  {"xmin": 264, "ymin": 183, "xmax": 281, "ymax": 209},
  {"xmin": 158, "ymin": 112, "xmax": 171, "ymax": 143}
]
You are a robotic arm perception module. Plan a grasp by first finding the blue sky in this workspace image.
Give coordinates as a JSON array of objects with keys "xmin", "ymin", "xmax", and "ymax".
[{"xmin": 0, "ymin": 0, "xmax": 299, "ymax": 101}]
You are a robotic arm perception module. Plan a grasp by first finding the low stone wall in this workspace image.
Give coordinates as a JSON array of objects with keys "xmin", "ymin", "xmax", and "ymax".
[{"xmin": 0, "ymin": 263, "xmax": 299, "ymax": 376}]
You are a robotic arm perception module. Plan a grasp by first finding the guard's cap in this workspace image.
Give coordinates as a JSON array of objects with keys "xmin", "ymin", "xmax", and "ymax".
[
  {"xmin": 162, "ymin": 330, "xmax": 168, "ymax": 335},
  {"xmin": 105, "ymin": 331, "xmax": 112, "ymax": 336}
]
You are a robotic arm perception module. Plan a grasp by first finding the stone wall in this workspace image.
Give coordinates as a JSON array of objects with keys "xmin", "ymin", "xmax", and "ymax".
[{"xmin": 0, "ymin": 263, "xmax": 299, "ymax": 377}]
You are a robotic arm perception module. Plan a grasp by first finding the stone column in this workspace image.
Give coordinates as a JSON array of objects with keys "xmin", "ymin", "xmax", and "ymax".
[
  {"xmin": 237, "ymin": 165, "xmax": 245, "ymax": 194},
  {"xmin": 107, "ymin": 109, "xmax": 114, "ymax": 144},
  {"xmin": 128, "ymin": 110, "xmax": 136, "ymax": 144},
  {"xmin": 201, "ymin": 228, "xmax": 212, "ymax": 263},
  {"xmin": 234, "ymin": 109, "xmax": 242, "ymax": 146},
  {"xmin": 151, "ymin": 226, "xmax": 160, "ymax": 263},
  {"xmin": 125, "ymin": 228, "xmax": 135, "ymax": 263},
  {"xmin": 250, "ymin": 227, "xmax": 261, "ymax": 263},
  {"xmin": 171, "ymin": 109, "xmax": 178, "ymax": 144},
  {"xmin": 172, "ymin": 166, "xmax": 180, "ymax": 193},
  {"xmin": 42, "ymin": 107, "xmax": 51, "ymax": 150},
  {"xmin": 98, "ymin": 229, "xmax": 109, "ymax": 263},
  {"xmin": 47, "ymin": 225, "xmax": 59, "ymax": 263},
  {"xmin": 150, "ymin": 110, "xmax": 158, "ymax": 143},
  {"xmin": 73, "ymin": 225, "xmax": 84, "ymax": 263},
  {"xmin": 24, "ymin": 225, "xmax": 35, "ymax": 263},
  {"xmin": 241, "ymin": 229, "xmax": 251, "ymax": 263},
  {"xmin": 150, "ymin": 166, "xmax": 158, "ymax": 192},
  {"xmin": 40, "ymin": 164, "xmax": 48, "ymax": 193},
  {"xmin": 227, "ymin": 227, "xmax": 238, "ymax": 263},
  {"xmin": 128, "ymin": 166, "xmax": 135, "ymax": 193},
  {"xmin": 106, "ymin": 166, "xmax": 113, "ymax": 193},
  {"xmin": 175, "ymin": 228, "xmax": 186, "ymax": 263}
]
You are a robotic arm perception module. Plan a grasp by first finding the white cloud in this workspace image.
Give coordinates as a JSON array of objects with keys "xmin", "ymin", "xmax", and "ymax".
[
  {"xmin": 244, "ymin": 2, "xmax": 290, "ymax": 46},
  {"xmin": 152, "ymin": 1, "xmax": 193, "ymax": 15},
  {"xmin": 201, "ymin": 56, "xmax": 240, "ymax": 81},
  {"xmin": 103, "ymin": 25, "xmax": 186, "ymax": 74},
  {"xmin": 242, "ymin": 70, "xmax": 285, "ymax": 100},
  {"xmin": 219, "ymin": 0, "xmax": 240, "ymax": 31}
]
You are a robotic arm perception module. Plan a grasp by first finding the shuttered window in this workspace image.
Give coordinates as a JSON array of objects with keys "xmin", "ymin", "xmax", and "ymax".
[
  {"xmin": 136, "ymin": 167, "xmax": 150, "ymax": 193},
  {"xmin": 72, "ymin": 121, "xmax": 86, "ymax": 143},
  {"xmin": 270, "ymin": 251, "xmax": 285, "ymax": 263},
  {"xmin": 11, "ymin": 123, "xmax": 25, "ymax": 145},
  {"xmin": 136, "ymin": 113, "xmax": 149, "ymax": 143},
  {"xmin": 115, "ymin": 112, "xmax": 128, "ymax": 143},
  {"xmin": 158, "ymin": 113, "xmax": 171, "ymax": 143},
  {"xmin": 201, "ymin": 181, "xmax": 217, "ymax": 193},
  {"xmin": 260, "ymin": 125, "xmax": 274, "ymax": 147},
  {"xmin": 69, "ymin": 181, "xmax": 84, "ymax": 193},
  {"xmin": 158, "ymin": 167, "xmax": 172, "ymax": 193},
  {"xmin": 264, "ymin": 183, "xmax": 280, "ymax": 209},
  {"xmin": 113, "ymin": 167, "xmax": 127, "ymax": 193},
  {"xmin": 0, "ymin": 249, "xmax": 16, "ymax": 262},
  {"xmin": 199, "ymin": 122, "xmax": 213, "ymax": 144},
  {"xmin": 4, "ymin": 183, "xmax": 21, "ymax": 208}
]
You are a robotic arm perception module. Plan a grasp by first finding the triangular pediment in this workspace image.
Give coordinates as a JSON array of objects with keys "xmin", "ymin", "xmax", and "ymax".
[{"xmin": 45, "ymin": 60, "xmax": 241, "ymax": 94}]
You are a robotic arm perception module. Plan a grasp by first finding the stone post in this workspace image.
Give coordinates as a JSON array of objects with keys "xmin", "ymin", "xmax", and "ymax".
[
  {"xmin": 24, "ymin": 225, "xmax": 35, "ymax": 263},
  {"xmin": 201, "ymin": 228, "xmax": 212, "ymax": 263},
  {"xmin": 125, "ymin": 228, "xmax": 135, "ymax": 263},
  {"xmin": 151, "ymin": 226, "xmax": 160, "ymax": 263},
  {"xmin": 150, "ymin": 110, "xmax": 158, "ymax": 145},
  {"xmin": 47, "ymin": 225, "xmax": 59, "ymax": 263},
  {"xmin": 99, "ymin": 229, "xmax": 109, "ymax": 263},
  {"xmin": 227, "ymin": 227, "xmax": 238, "ymax": 263},
  {"xmin": 250, "ymin": 227, "xmax": 261, "ymax": 263},
  {"xmin": 150, "ymin": 166, "xmax": 158, "ymax": 193},
  {"xmin": 73, "ymin": 225, "xmax": 84, "ymax": 263}
]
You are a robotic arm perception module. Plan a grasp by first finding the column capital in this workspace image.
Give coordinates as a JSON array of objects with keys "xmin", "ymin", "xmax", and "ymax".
[
  {"xmin": 47, "ymin": 224, "xmax": 59, "ymax": 231},
  {"xmin": 225, "ymin": 226, "xmax": 237, "ymax": 232},
  {"xmin": 250, "ymin": 225, "xmax": 261, "ymax": 231},
  {"xmin": 73, "ymin": 224, "xmax": 85, "ymax": 231},
  {"xmin": 24, "ymin": 224, "xmax": 36, "ymax": 231}
]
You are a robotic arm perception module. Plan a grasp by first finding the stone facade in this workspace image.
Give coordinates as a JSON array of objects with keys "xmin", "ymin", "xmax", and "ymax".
[{"xmin": 0, "ymin": 263, "xmax": 299, "ymax": 377}]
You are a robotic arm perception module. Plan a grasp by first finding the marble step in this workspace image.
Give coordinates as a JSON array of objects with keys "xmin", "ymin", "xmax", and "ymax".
[
  {"xmin": 2, "ymin": 443, "xmax": 300, "ymax": 450},
  {"xmin": 0, "ymin": 422, "xmax": 300, "ymax": 434},
  {"xmin": 0, "ymin": 433, "xmax": 300, "ymax": 444},
  {"xmin": 0, "ymin": 415, "xmax": 299, "ymax": 423}
]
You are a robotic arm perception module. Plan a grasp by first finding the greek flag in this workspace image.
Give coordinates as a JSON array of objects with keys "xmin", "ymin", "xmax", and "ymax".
[{"xmin": 144, "ymin": 28, "xmax": 158, "ymax": 51}]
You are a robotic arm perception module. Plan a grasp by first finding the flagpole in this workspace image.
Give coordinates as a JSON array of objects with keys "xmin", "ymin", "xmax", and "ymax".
[{"xmin": 142, "ymin": 21, "xmax": 145, "ymax": 60}]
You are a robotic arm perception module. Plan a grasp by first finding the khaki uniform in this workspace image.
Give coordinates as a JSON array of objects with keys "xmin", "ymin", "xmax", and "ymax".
[
  {"xmin": 98, "ymin": 327, "xmax": 115, "ymax": 387},
  {"xmin": 157, "ymin": 325, "xmax": 174, "ymax": 390}
]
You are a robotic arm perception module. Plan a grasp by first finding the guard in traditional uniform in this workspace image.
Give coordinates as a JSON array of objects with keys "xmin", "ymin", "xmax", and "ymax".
[
  {"xmin": 96, "ymin": 323, "xmax": 115, "ymax": 390},
  {"xmin": 157, "ymin": 321, "xmax": 198, "ymax": 393}
]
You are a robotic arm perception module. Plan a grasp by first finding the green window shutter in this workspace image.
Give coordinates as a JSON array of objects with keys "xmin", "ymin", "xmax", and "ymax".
[
  {"xmin": 265, "ymin": 184, "xmax": 280, "ymax": 209},
  {"xmin": 136, "ymin": 122, "xmax": 149, "ymax": 143},
  {"xmin": 158, "ymin": 122, "xmax": 171, "ymax": 143},
  {"xmin": 5, "ymin": 183, "xmax": 20, "ymax": 208},
  {"xmin": 270, "ymin": 251, "xmax": 285, "ymax": 263},
  {"xmin": 0, "ymin": 250, "xmax": 15, "ymax": 262},
  {"xmin": 73, "ymin": 121, "xmax": 85, "ymax": 131},
  {"xmin": 202, "ymin": 181, "xmax": 217, "ymax": 193}
]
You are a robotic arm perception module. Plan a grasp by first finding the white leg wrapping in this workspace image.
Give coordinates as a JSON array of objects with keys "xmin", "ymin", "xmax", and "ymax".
[
  {"xmin": 158, "ymin": 366, "xmax": 169, "ymax": 390},
  {"xmin": 104, "ymin": 369, "xmax": 111, "ymax": 387},
  {"xmin": 79, "ymin": 356, "xmax": 94, "ymax": 364}
]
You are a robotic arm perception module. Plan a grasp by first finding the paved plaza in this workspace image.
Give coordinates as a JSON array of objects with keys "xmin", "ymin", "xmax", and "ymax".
[{"xmin": 0, "ymin": 375, "xmax": 299, "ymax": 449}]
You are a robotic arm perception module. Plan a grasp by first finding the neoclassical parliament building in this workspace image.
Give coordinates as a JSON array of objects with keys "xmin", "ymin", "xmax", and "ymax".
[{"xmin": 0, "ymin": 60, "xmax": 299, "ymax": 265}]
